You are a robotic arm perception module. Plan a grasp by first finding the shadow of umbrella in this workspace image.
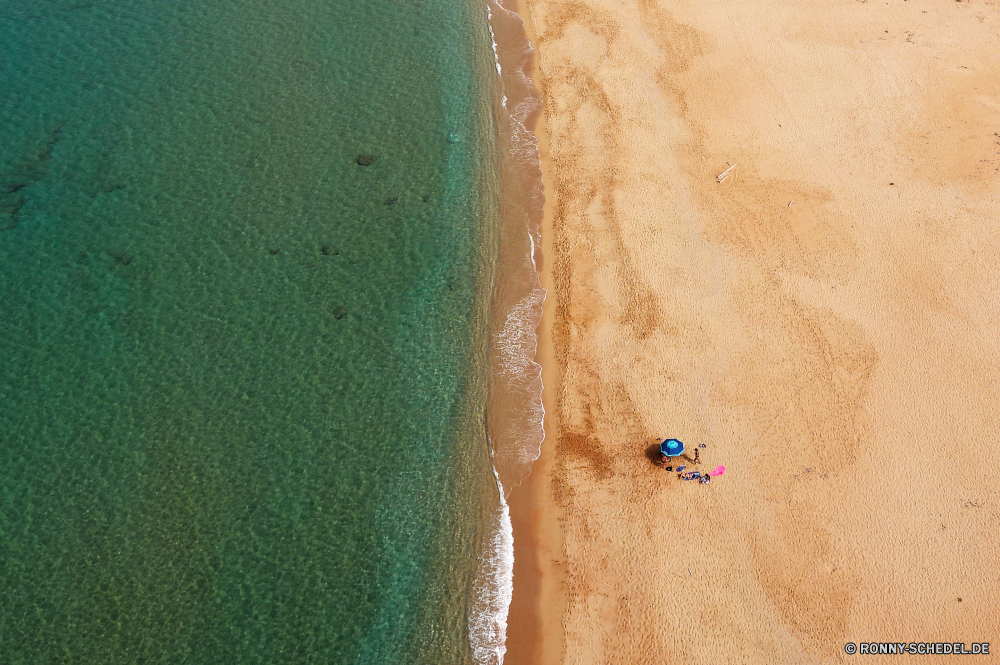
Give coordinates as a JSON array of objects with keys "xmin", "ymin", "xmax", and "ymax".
[{"xmin": 644, "ymin": 442, "xmax": 664, "ymax": 466}]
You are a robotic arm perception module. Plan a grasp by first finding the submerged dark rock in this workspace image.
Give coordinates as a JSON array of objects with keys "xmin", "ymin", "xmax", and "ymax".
[
  {"xmin": 0, "ymin": 194, "xmax": 24, "ymax": 232},
  {"xmin": 114, "ymin": 252, "xmax": 132, "ymax": 265},
  {"xmin": 356, "ymin": 154, "xmax": 376, "ymax": 166},
  {"xmin": 269, "ymin": 248, "xmax": 280, "ymax": 255},
  {"xmin": 384, "ymin": 196, "xmax": 398, "ymax": 206},
  {"xmin": 321, "ymin": 244, "xmax": 339, "ymax": 256},
  {"xmin": 332, "ymin": 305, "xmax": 348, "ymax": 320}
]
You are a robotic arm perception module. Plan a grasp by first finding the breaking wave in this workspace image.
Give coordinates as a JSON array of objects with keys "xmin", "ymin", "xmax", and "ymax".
[{"xmin": 467, "ymin": 468, "xmax": 514, "ymax": 665}]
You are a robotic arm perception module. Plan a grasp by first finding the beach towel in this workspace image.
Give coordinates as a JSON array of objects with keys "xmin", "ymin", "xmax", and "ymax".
[{"xmin": 709, "ymin": 465, "xmax": 725, "ymax": 477}]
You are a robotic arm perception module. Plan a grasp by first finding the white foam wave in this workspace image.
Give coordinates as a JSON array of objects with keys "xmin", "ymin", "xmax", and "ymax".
[
  {"xmin": 496, "ymin": 284, "xmax": 546, "ymax": 471},
  {"xmin": 529, "ymin": 227, "xmax": 540, "ymax": 272},
  {"xmin": 468, "ymin": 468, "xmax": 514, "ymax": 665},
  {"xmin": 497, "ymin": 287, "xmax": 545, "ymax": 384},
  {"xmin": 486, "ymin": 5, "xmax": 503, "ymax": 77}
]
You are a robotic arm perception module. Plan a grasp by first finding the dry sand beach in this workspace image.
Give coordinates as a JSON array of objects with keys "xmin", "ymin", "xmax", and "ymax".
[{"xmin": 506, "ymin": 0, "xmax": 1000, "ymax": 662}]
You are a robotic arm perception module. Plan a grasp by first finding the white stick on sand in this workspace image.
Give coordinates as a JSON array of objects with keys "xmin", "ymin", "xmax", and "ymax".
[{"xmin": 717, "ymin": 163, "xmax": 736, "ymax": 183}]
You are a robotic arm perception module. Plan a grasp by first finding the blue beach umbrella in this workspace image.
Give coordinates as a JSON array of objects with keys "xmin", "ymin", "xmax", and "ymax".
[{"xmin": 660, "ymin": 438, "xmax": 685, "ymax": 457}]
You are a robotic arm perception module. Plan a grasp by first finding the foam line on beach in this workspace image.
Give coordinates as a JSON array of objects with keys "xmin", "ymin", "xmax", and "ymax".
[
  {"xmin": 483, "ymin": 0, "xmax": 547, "ymax": 494},
  {"xmin": 468, "ymin": 1, "xmax": 547, "ymax": 663},
  {"xmin": 468, "ymin": 464, "xmax": 515, "ymax": 665}
]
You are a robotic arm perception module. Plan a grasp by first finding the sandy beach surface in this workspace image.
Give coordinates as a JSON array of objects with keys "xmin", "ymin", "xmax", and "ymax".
[{"xmin": 507, "ymin": 0, "xmax": 1000, "ymax": 662}]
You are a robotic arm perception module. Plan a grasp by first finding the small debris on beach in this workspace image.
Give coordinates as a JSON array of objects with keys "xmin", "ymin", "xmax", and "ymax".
[{"xmin": 717, "ymin": 163, "xmax": 736, "ymax": 183}]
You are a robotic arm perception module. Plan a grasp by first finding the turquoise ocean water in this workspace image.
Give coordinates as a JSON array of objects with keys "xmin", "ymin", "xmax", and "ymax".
[{"xmin": 0, "ymin": 0, "xmax": 506, "ymax": 662}]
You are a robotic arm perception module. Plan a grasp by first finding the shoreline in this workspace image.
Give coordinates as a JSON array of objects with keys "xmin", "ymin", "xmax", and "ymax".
[
  {"xmin": 478, "ymin": 0, "xmax": 554, "ymax": 662},
  {"xmin": 503, "ymin": 0, "xmax": 563, "ymax": 663}
]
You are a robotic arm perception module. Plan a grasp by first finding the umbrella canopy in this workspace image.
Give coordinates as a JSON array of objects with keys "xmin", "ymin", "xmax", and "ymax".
[{"xmin": 660, "ymin": 438, "xmax": 685, "ymax": 457}]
